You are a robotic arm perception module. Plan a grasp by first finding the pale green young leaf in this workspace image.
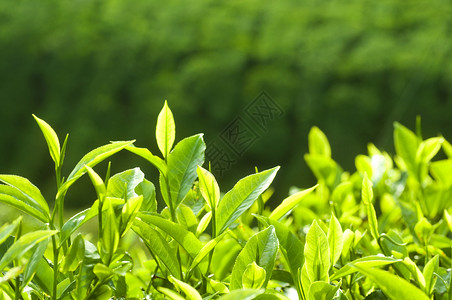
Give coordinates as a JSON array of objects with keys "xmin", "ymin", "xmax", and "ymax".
[
  {"xmin": 430, "ymin": 160, "xmax": 452, "ymax": 186},
  {"xmin": 156, "ymin": 100, "xmax": 176, "ymax": 158},
  {"xmin": 0, "ymin": 230, "xmax": 57, "ymax": 271},
  {"xmin": 195, "ymin": 211, "xmax": 211, "ymax": 236},
  {"xmin": 423, "ymin": 255, "xmax": 439, "ymax": 295},
  {"xmin": 137, "ymin": 212, "xmax": 203, "ymax": 259},
  {"xmin": 125, "ymin": 145, "xmax": 167, "ymax": 174},
  {"xmin": 176, "ymin": 204, "xmax": 198, "ymax": 233},
  {"xmin": 85, "ymin": 165, "xmax": 106, "ymax": 199},
  {"xmin": 362, "ymin": 173, "xmax": 379, "ymax": 240},
  {"xmin": 167, "ymin": 134, "xmax": 206, "ymax": 207},
  {"xmin": 120, "ymin": 195, "xmax": 143, "ymax": 236},
  {"xmin": 135, "ymin": 179, "xmax": 157, "ymax": 212},
  {"xmin": 394, "ymin": 122, "xmax": 419, "ymax": 176},
  {"xmin": 255, "ymin": 216, "xmax": 304, "ymax": 285},
  {"xmin": 0, "ymin": 218, "xmax": 20, "ymax": 245},
  {"xmin": 0, "ymin": 175, "xmax": 50, "ymax": 222},
  {"xmin": 216, "ymin": 289, "xmax": 264, "ymax": 300},
  {"xmin": 197, "ymin": 166, "xmax": 220, "ymax": 209},
  {"xmin": 216, "ymin": 167, "xmax": 279, "ymax": 235},
  {"xmin": 304, "ymin": 220, "xmax": 330, "ymax": 282},
  {"xmin": 157, "ymin": 287, "xmax": 185, "ymax": 300},
  {"xmin": 132, "ymin": 219, "xmax": 181, "ymax": 279},
  {"xmin": 416, "ymin": 137, "xmax": 444, "ymax": 164},
  {"xmin": 308, "ymin": 281, "xmax": 339, "ymax": 300},
  {"xmin": 330, "ymin": 255, "xmax": 401, "ymax": 281},
  {"xmin": 308, "ymin": 126, "xmax": 331, "ymax": 157},
  {"xmin": 60, "ymin": 200, "xmax": 104, "ymax": 246},
  {"xmin": 58, "ymin": 140, "xmax": 135, "ymax": 197},
  {"xmin": 327, "ymin": 214, "xmax": 343, "ymax": 267},
  {"xmin": 187, "ymin": 230, "xmax": 228, "ymax": 275},
  {"xmin": 168, "ymin": 275, "xmax": 202, "ymax": 300},
  {"xmin": 21, "ymin": 239, "xmax": 48, "ymax": 289},
  {"xmin": 304, "ymin": 154, "xmax": 342, "ymax": 188},
  {"xmin": 351, "ymin": 264, "xmax": 430, "ymax": 300},
  {"xmin": 230, "ymin": 226, "xmax": 278, "ymax": 290},
  {"xmin": 300, "ymin": 264, "xmax": 311, "ymax": 300},
  {"xmin": 33, "ymin": 114, "xmax": 61, "ymax": 166},
  {"xmin": 0, "ymin": 266, "xmax": 23, "ymax": 285},
  {"xmin": 93, "ymin": 263, "xmax": 113, "ymax": 282},
  {"xmin": 100, "ymin": 200, "xmax": 120, "ymax": 262},
  {"xmin": 107, "ymin": 167, "xmax": 144, "ymax": 199},
  {"xmin": 442, "ymin": 139, "xmax": 452, "ymax": 158},
  {"xmin": 444, "ymin": 210, "xmax": 452, "ymax": 232},
  {"xmin": 269, "ymin": 184, "xmax": 317, "ymax": 221},
  {"xmin": 60, "ymin": 234, "xmax": 85, "ymax": 273},
  {"xmin": 242, "ymin": 262, "xmax": 266, "ymax": 289}
]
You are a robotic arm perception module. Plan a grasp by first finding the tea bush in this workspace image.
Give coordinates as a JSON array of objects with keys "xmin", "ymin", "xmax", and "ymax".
[{"xmin": 0, "ymin": 102, "xmax": 451, "ymax": 299}]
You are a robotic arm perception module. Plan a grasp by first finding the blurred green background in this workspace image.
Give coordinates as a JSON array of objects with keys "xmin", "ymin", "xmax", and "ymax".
[{"xmin": 1, "ymin": 0, "xmax": 452, "ymax": 209}]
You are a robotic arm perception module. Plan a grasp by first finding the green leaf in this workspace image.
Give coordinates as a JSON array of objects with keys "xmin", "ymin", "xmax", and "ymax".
[
  {"xmin": 21, "ymin": 238, "xmax": 48, "ymax": 289},
  {"xmin": 33, "ymin": 114, "xmax": 61, "ymax": 166},
  {"xmin": 167, "ymin": 134, "xmax": 206, "ymax": 207},
  {"xmin": 255, "ymin": 216, "xmax": 304, "ymax": 286},
  {"xmin": 168, "ymin": 275, "xmax": 202, "ymax": 300},
  {"xmin": 216, "ymin": 289, "xmax": 264, "ymax": 300},
  {"xmin": 423, "ymin": 255, "xmax": 439, "ymax": 295},
  {"xmin": 85, "ymin": 165, "xmax": 106, "ymax": 199},
  {"xmin": 60, "ymin": 200, "xmax": 100, "ymax": 246},
  {"xmin": 242, "ymin": 262, "xmax": 266, "ymax": 289},
  {"xmin": 137, "ymin": 213, "xmax": 202, "ymax": 259},
  {"xmin": 107, "ymin": 168, "xmax": 144, "ymax": 199},
  {"xmin": 58, "ymin": 140, "xmax": 135, "ymax": 197},
  {"xmin": 330, "ymin": 255, "xmax": 401, "ymax": 281},
  {"xmin": 0, "ymin": 175, "xmax": 50, "ymax": 222},
  {"xmin": 362, "ymin": 173, "xmax": 379, "ymax": 240},
  {"xmin": 304, "ymin": 154, "xmax": 342, "ymax": 189},
  {"xmin": 350, "ymin": 264, "xmax": 430, "ymax": 300},
  {"xmin": 0, "ymin": 218, "xmax": 21, "ymax": 245},
  {"xmin": 186, "ymin": 231, "xmax": 228, "ymax": 275},
  {"xmin": 327, "ymin": 214, "xmax": 343, "ymax": 267},
  {"xmin": 416, "ymin": 137, "xmax": 444, "ymax": 164},
  {"xmin": 394, "ymin": 122, "xmax": 419, "ymax": 176},
  {"xmin": 308, "ymin": 126, "xmax": 331, "ymax": 157},
  {"xmin": 93, "ymin": 263, "xmax": 113, "ymax": 282},
  {"xmin": 216, "ymin": 167, "xmax": 279, "ymax": 235},
  {"xmin": 156, "ymin": 100, "xmax": 176, "ymax": 158},
  {"xmin": 132, "ymin": 219, "xmax": 181, "ymax": 279},
  {"xmin": 230, "ymin": 226, "xmax": 279, "ymax": 290},
  {"xmin": 197, "ymin": 166, "xmax": 220, "ymax": 209},
  {"xmin": 430, "ymin": 160, "xmax": 452, "ymax": 186},
  {"xmin": 60, "ymin": 234, "xmax": 85, "ymax": 273},
  {"xmin": 100, "ymin": 200, "xmax": 120, "ymax": 262},
  {"xmin": 308, "ymin": 281, "xmax": 340, "ymax": 300},
  {"xmin": 176, "ymin": 204, "xmax": 198, "ymax": 233},
  {"xmin": 304, "ymin": 220, "xmax": 330, "ymax": 282},
  {"xmin": 195, "ymin": 211, "xmax": 211, "ymax": 236},
  {"xmin": 135, "ymin": 179, "xmax": 157, "ymax": 213},
  {"xmin": 269, "ymin": 184, "xmax": 317, "ymax": 221},
  {"xmin": 157, "ymin": 287, "xmax": 185, "ymax": 300},
  {"xmin": 120, "ymin": 196, "xmax": 143, "ymax": 236},
  {"xmin": 0, "ymin": 230, "xmax": 57, "ymax": 271},
  {"xmin": 125, "ymin": 145, "xmax": 167, "ymax": 174},
  {"xmin": 0, "ymin": 266, "xmax": 23, "ymax": 285}
]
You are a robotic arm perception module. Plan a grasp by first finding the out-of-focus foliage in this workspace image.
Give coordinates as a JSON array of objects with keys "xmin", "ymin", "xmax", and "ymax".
[{"xmin": 1, "ymin": 0, "xmax": 452, "ymax": 207}]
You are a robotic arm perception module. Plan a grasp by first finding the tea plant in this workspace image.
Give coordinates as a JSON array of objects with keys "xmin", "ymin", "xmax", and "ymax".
[{"xmin": 0, "ymin": 102, "xmax": 451, "ymax": 300}]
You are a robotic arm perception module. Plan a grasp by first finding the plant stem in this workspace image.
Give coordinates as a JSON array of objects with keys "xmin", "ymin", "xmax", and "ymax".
[{"xmin": 51, "ymin": 234, "xmax": 59, "ymax": 300}]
